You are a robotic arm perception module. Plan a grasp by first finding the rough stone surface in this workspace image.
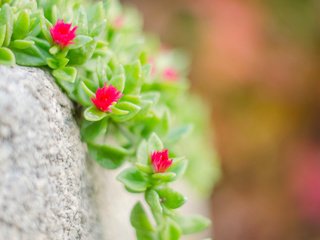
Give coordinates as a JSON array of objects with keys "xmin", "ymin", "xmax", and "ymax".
[{"xmin": 0, "ymin": 66, "xmax": 102, "ymax": 240}]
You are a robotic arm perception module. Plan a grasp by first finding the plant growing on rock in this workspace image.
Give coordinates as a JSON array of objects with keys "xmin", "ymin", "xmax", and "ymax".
[{"xmin": 0, "ymin": 0, "xmax": 219, "ymax": 239}]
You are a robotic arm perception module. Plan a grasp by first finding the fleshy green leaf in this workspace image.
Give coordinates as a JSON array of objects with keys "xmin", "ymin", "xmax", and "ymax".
[
  {"xmin": 0, "ymin": 25, "xmax": 6, "ymax": 47},
  {"xmin": 67, "ymin": 39, "xmax": 96, "ymax": 65},
  {"xmin": 49, "ymin": 45, "xmax": 59, "ymax": 55},
  {"xmin": 0, "ymin": 4, "xmax": 13, "ymax": 47},
  {"xmin": 80, "ymin": 81, "xmax": 95, "ymax": 98},
  {"xmin": 160, "ymin": 219, "xmax": 181, "ymax": 240},
  {"xmin": 136, "ymin": 140, "xmax": 148, "ymax": 164},
  {"xmin": 117, "ymin": 168, "xmax": 148, "ymax": 193},
  {"xmin": 148, "ymin": 133, "xmax": 163, "ymax": 153},
  {"xmin": 168, "ymin": 158, "xmax": 188, "ymax": 180},
  {"xmin": 12, "ymin": 37, "xmax": 50, "ymax": 66},
  {"xmin": 134, "ymin": 99, "xmax": 153, "ymax": 120},
  {"xmin": 76, "ymin": 81, "xmax": 92, "ymax": 106},
  {"xmin": 88, "ymin": 142, "xmax": 128, "ymax": 169},
  {"xmin": 117, "ymin": 101, "xmax": 141, "ymax": 112},
  {"xmin": 156, "ymin": 187, "xmax": 187, "ymax": 209},
  {"xmin": 145, "ymin": 189, "xmax": 163, "ymax": 223},
  {"xmin": 109, "ymin": 73, "xmax": 125, "ymax": 92},
  {"xmin": 13, "ymin": 47, "xmax": 47, "ymax": 66},
  {"xmin": 124, "ymin": 60, "xmax": 142, "ymax": 94},
  {"xmin": 173, "ymin": 215, "xmax": 211, "ymax": 235},
  {"xmin": 50, "ymin": 5, "xmax": 58, "ymax": 24},
  {"xmin": 157, "ymin": 109, "xmax": 170, "ymax": 136},
  {"xmin": 166, "ymin": 125, "xmax": 192, "ymax": 144},
  {"xmin": 28, "ymin": 36, "xmax": 50, "ymax": 50},
  {"xmin": 28, "ymin": 15, "xmax": 41, "ymax": 37},
  {"xmin": 110, "ymin": 101, "xmax": 141, "ymax": 122},
  {"xmin": 90, "ymin": 20, "xmax": 106, "ymax": 38},
  {"xmin": 135, "ymin": 163, "xmax": 153, "ymax": 174},
  {"xmin": 0, "ymin": 47, "xmax": 15, "ymax": 65},
  {"xmin": 130, "ymin": 202, "xmax": 155, "ymax": 231},
  {"xmin": 75, "ymin": 8, "xmax": 88, "ymax": 35},
  {"xmin": 96, "ymin": 57, "xmax": 107, "ymax": 84},
  {"xmin": 47, "ymin": 57, "xmax": 69, "ymax": 69},
  {"xmin": 55, "ymin": 79, "xmax": 75, "ymax": 97},
  {"xmin": 152, "ymin": 172, "xmax": 176, "ymax": 182},
  {"xmin": 52, "ymin": 67, "xmax": 77, "ymax": 83},
  {"xmin": 87, "ymin": 2, "xmax": 104, "ymax": 26},
  {"xmin": 57, "ymin": 58, "xmax": 69, "ymax": 68},
  {"xmin": 84, "ymin": 106, "xmax": 107, "ymax": 122},
  {"xmin": 69, "ymin": 35, "xmax": 93, "ymax": 49},
  {"xmin": 109, "ymin": 105, "xmax": 129, "ymax": 115},
  {"xmin": 121, "ymin": 94, "xmax": 141, "ymax": 105},
  {"xmin": 40, "ymin": 15, "xmax": 53, "ymax": 43},
  {"xmin": 13, "ymin": 10, "xmax": 30, "ymax": 40},
  {"xmin": 80, "ymin": 118, "xmax": 108, "ymax": 142},
  {"xmin": 10, "ymin": 40, "xmax": 34, "ymax": 49},
  {"xmin": 135, "ymin": 230, "xmax": 157, "ymax": 240}
]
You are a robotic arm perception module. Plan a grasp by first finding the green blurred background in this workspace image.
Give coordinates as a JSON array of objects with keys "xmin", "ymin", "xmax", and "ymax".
[{"xmin": 121, "ymin": 0, "xmax": 320, "ymax": 239}]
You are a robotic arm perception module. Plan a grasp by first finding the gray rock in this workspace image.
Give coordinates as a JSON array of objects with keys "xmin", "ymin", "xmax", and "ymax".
[{"xmin": 0, "ymin": 66, "xmax": 103, "ymax": 240}]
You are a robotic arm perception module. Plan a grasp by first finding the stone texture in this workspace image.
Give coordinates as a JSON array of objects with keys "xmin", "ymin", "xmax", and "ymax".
[{"xmin": 0, "ymin": 66, "xmax": 102, "ymax": 240}]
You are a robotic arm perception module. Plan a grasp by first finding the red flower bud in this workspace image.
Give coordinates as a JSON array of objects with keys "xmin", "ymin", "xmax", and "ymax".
[
  {"xmin": 50, "ymin": 20, "xmax": 77, "ymax": 48},
  {"xmin": 151, "ymin": 149, "xmax": 173, "ymax": 173},
  {"xmin": 91, "ymin": 84, "xmax": 122, "ymax": 112}
]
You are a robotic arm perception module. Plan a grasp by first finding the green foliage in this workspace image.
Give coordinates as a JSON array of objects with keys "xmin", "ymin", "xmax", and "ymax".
[
  {"xmin": 88, "ymin": 142, "xmax": 128, "ymax": 169},
  {"xmin": 130, "ymin": 202, "xmax": 157, "ymax": 239},
  {"xmin": 13, "ymin": 10, "xmax": 30, "ymax": 40},
  {"xmin": 0, "ymin": 47, "xmax": 15, "ymax": 65},
  {"xmin": 0, "ymin": 0, "xmax": 219, "ymax": 239},
  {"xmin": 145, "ymin": 189, "xmax": 162, "ymax": 222},
  {"xmin": 117, "ymin": 167, "xmax": 148, "ymax": 192},
  {"xmin": 0, "ymin": 4, "xmax": 13, "ymax": 47},
  {"xmin": 52, "ymin": 67, "xmax": 77, "ymax": 83},
  {"xmin": 84, "ymin": 106, "xmax": 107, "ymax": 121},
  {"xmin": 156, "ymin": 187, "xmax": 187, "ymax": 209},
  {"xmin": 174, "ymin": 215, "xmax": 211, "ymax": 235}
]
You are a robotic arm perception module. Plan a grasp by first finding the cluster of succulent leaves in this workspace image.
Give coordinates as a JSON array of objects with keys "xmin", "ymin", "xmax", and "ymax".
[{"xmin": 0, "ymin": 0, "xmax": 219, "ymax": 239}]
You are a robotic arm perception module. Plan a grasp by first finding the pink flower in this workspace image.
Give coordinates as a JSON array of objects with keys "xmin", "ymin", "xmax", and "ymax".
[
  {"xmin": 113, "ymin": 16, "xmax": 124, "ymax": 29},
  {"xmin": 151, "ymin": 149, "xmax": 173, "ymax": 173},
  {"xmin": 50, "ymin": 20, "xmax": 77, "ymax": 48},
  {"xmin": 163, "ymin": 68, "xmax": 179, "ymax": 81},
  {"xmin": 91, "ymin": 85, "xmax": 122, "ymax": 112}
]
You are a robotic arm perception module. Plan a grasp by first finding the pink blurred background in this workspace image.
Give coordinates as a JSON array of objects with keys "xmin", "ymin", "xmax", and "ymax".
[{"xmin": 122, "ymin": 0, "xmax": 320, "ymax": 239}]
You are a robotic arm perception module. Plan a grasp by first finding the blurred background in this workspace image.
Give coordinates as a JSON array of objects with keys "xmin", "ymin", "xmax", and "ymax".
[{"xmin": 121, "ymin": 0, "xmax": 320, "ymax": 239}]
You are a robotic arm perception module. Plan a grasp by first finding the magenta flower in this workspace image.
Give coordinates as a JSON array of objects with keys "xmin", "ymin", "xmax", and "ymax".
[
  {"xmin": 50, "ymin": 20, "xmax": 77, "ymax": 48},
  {"xmin": 91, "ymin": 85, "xmax": 122, "ymax": 112},
  {"xmin": 151, "ymin": 149, "xmax": 173, "ymax": 173},
  {"xmin": 163, "ymin": 68, "xmax": 179, "ymax": 81}
]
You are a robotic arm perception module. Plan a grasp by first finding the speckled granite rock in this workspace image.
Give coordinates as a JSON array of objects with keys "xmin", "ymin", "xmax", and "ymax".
[{"xmin": 0, "ymin": 66, "xmax": 104, "ymax": 240}]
